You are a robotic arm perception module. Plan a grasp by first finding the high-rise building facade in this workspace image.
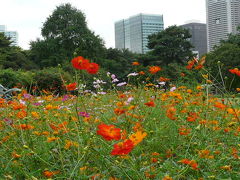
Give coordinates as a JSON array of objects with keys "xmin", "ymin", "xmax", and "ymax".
[
  {"xmin": 206, "ymin": 0, "xmax": 240, "ymax": 51},
  {"xmin": 180, "ymin": 22, "xmax": 207, "ymax": 57},
  {"xmin": 115, "ymin": 14, "xmax": 164, "ymax": 54},
  {"xmin": 0, "ymin": 25, "xmax": 18, "ymax": 46}
]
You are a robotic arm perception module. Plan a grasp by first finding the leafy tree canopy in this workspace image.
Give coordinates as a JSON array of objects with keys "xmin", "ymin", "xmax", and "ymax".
[
  {"xmin": 30, "ymin": 3, "xmax": 105, "ymax": 68},
  {"xmin": 206, "ymin": 27, "xmax": 240, "ymax": 90},
  {"xmin": 147, "ymin": 25, "xmax": 194, "ymax": 65},
  {"xmin": 0, "ymin": 33, "xmax": 35, "ymax": 70}
]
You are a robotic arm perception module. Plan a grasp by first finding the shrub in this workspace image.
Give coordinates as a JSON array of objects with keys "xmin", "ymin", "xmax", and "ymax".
[
  {"xmin": 0, "ymin": 68, "xmax": 33, "ymax": 89},
  {"xmin": 32, "ymin": 67, "xmax": 72, "ymax": 94}
]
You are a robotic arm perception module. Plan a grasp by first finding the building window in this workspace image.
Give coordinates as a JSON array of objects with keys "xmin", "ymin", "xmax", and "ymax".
[{"xmin": 215, "ymin": 18, "xmax": 221, "ymax": 24}]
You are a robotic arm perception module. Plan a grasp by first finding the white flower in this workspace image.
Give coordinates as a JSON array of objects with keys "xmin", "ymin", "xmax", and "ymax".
[
  {"xmin": 98, "ymin": 92, "xmax": 107, "ymax": 95},
  {"xmin": 94, "ymin": 84, "xmax": 101, "ymax": 89},
  {"xmin": 126, "ymin": 97, "xmax": 134, "ymax": 103},
  {"xmin": 127, "ymin": 72, "xmax": 139, "ymax": 77},
  {"xmin": 117, "ymin": 82, "xmax": 127, "ymax": 86},
  {"xmin": 170, "ymin": 87, "xmax": 177, "ymax": 92},
  {"xmin": 158, "ymin": 82, "xmax": 166, "ymax": 85},
  {"xmin": 112, "ymin": 78, "xmax": 119, "ymax": 83},
  {"xmin": 19, "ymin": 99, "xmax": 26, "ymax": 105}
]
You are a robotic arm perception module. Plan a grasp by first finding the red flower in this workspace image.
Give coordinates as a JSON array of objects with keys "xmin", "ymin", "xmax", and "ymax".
[
  {"xmin": 86, "ymin": 63, "xmax": 99, "ymax": 74},
  {"xmin": 97, "ymin": 124, "xmax": 121, "ymax": 141},
  {"xmin": 66, "ymin": 82, "xmax": 77, "ymax": 91},
  {"xmin": 229, "ymin": 68, "xmax": 240, "ymax": 76},
  {"xmin": 71, "ymin": 56, "xmax": 90, "ymax": 70},
  {"xmin": 144, "ymin": 101, "xmax": 155, "ymax": 107},
  {"xmin": 111, "ymin": 139, "xmax": 134, "ymax": 155}
]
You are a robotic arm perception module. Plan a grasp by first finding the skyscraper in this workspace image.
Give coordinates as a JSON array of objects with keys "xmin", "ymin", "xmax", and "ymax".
[
  {"xmin": 115, "ymin": 14, "xmax": 164, "ymax": 54},
  {"xmin": 180, "ymin": 22, "xmax": 207, "ymax": 57},
  {"xmin": 206, "ymin": 0, "xmax": 240, "ymax": 52},
  {"xmin": 0, "ymin": 25, "xmax": 18, "ymax": 46}
]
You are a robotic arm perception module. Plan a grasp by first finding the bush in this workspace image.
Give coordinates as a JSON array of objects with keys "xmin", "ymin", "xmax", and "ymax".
[
  {"xmin": 0, "ymin": 68, "xmax": 33, "ymax": 89},
  {"xmin": 32, "ymin": 67, "xmax": 72, "ymax": 94}
]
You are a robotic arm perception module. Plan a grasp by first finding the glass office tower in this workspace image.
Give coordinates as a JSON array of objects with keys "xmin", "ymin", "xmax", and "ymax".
[
  {"xmin": 206, "ymin": 0, "xmax": 240, "ymax": 51},
  {"xmin": 181, "ymin": 22, "xmax": 207, "ymax": 57},
  {"xmin": 0, "ymin": 25, "xmax": 18, "ymax": 46},
  {"xmin": 115, "ymin": 14, "xmax": 164, "ymax": 54}
]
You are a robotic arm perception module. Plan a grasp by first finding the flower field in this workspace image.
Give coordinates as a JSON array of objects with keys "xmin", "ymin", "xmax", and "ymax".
[{"xmin": 0, "ymin": 57, "xmax": 240, "ymax": 179}]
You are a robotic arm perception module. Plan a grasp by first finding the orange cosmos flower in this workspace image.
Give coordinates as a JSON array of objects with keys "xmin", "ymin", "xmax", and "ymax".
[
  {"xmin": 132, "ymin": 61, "xmax": 140, "ymax": 66},
  {"xmin": 0, "ymin": 98, "xmax": 5, "ymax": 104},
  {"xmin": 214, "ymin": 102, "xmax": 226, "ymax": 109},
  {"xmin": 129, "ymin": 131, "xmax": 147, "ymax": 145},
  {"xmin": 163, "ymin": 175, "xmax": 173, "ymax": 180},
  {"xmin": 231, "ymin": 147, "xmax": 238, "ymax": 159},
  {"xmin": 114, "ymin": 108, "xmax": 126, "ymax": 115},
  {"xmin": 186, "ymin": 112, "xmax": 199, "ymax": 122},
  {"xmin": 178, "ymin": 127, "xmax": 191, "ymax": 135},
  {"xmin": 17, "ymin": 110, "xmax": 27, "ymax": 119},
  {"xmin": 220, "ymin": 165, "xmax": 232, "ymax": 171},
  {"xmin": 12, "ymin": 103, "xmax": 26, "ymax": 110},
  {"xmin": 144, "ymin": 101, "xmax": 155, "ymax": 107},
  {"xmin": 198, "ymin": 149, "xmax": 210, "ymax": 158},
  {"xmin": 111, "ymin": 139, "xmax": 134, "ymax": 155},
  {"xmin": 86, "ymin": 62, "xmax": 100, "ymax": 74},
  {"xmin": 47, "ymin": 137, "xmax": 60, "ymax": 142},
  {"xmin": 180, "ymin": 72, "xmax": 186, "ymax": 77},
  {"xmin": 149, "ymin": 66, "xmax": 161, "ymax": 74},
  {"xmin": 139, "ymin": 71, "xmax": 145, "ymax": 75},
  {"xmin": 12, "ymin": 152, "xmax": 21, "ymax": 158},
  {"xmin": 159, "ymin": 77, "xmax": 170, "ymax": 82},
  {"xmin": 66, "ymin": 82, "xmax": 77, "ymax": 91},
  {"xmin": 31, "ymin": 111, "xmax": 40, "ymax": 119},
  {"xmin": 229, "ymin": 68, "xmax": 240, "ymax": 76},
  {"xmin": 71, "ymin": 56, "xmax": 90, "ymax": 70},
  {"xmin": 166, "ymin": 106, "xmax": 177, "ymax": 120},
  {"xmin": 97, "ymin": 124, "xmax": 121, "ymax": 141},
  {"xmin": 15, "ymin": 124, "xmax": 34, "ymax": 130},
  {"xmin": 178, "ymin": 159, "xmax": 199, "ymax": 170},
  {"xmin": 43, "ymin": 170, "xmax": 60, "ymax": 178},
  {"xmin": 64, "ymin": 140, "xmax": 79, "ymax": 149},
  {"xmin": 186, "ymin": 58, "xmax": 197, "ymax": 70}
]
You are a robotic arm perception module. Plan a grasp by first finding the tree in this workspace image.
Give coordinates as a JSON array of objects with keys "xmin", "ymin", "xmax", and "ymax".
[
  {"xmin": 206, "ymin": 27, "xmax": 240, "ymax": 91},
  {"xmin": 147, "ymin": 25, "xmax": 194, "ymax": 64},
  {"xmin": 30, "ymin": 3, "xmax": 105, "ymax": 68},
  {"xmin": 100, "ymin": 48, "xmax": 135, "ymax": 77},
  {"xmin": 0, "ymin": 32, "xmax": 11, "ymax": 48},
  {"xmin": 0, "ymin": 33, "xmax": 35, "ymax": 70}
]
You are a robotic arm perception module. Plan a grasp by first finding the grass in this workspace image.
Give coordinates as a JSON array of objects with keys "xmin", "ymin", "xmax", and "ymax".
[
  {"xmin": 0, "ymin": 58, "xmax": 240, "ymax": 179},
  {"xmin": 0, "ymin": 84, "xmax": 239, "ymax": 179}
]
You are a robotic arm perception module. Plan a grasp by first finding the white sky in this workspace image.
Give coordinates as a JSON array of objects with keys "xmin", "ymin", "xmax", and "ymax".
[{"xmin": 0, "ymin": 0, "xmax": 206, "ymax": 50}]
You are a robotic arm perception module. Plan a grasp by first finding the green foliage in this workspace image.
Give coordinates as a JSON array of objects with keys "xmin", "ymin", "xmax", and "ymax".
[
  {"xmin": 0, "ymin": 32, "xmax": 11, "ymax": 48},
  {"xmin": 206, "ymin": 28, "xmax": 240, "ymax": 91},
  {"xmin": 148, "ymin": 25, "xmax": 194, "ymax": 64},
  {"xmin": 32, "ymin": 67, "xmax": 72, "ymax": 94},
  {"xmin": 0, "ymin": 33, "xmax": 36, "ymax": 70},
  {"xmin": 0, "ymin": 69, "xmax": 33, "ymax": 88},
  {"xmin": 100, "ymin": 48, "xmax": 136, "ymax": 78},
  {"xmin": 161, "ymin": 63, "xmax": 201, "ymax": 86}
]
